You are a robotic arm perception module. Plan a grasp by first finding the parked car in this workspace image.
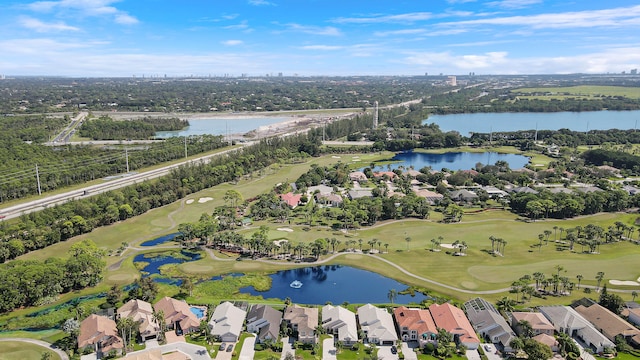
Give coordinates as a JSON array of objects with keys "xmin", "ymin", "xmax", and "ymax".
[
  {"xmin": 484, "ymin": 344, "xmax": 493, "ymax": 352},
  {"xmin": 220, "ymin": 343, "xmax": 227, "ymax": 351},
  {"xmin": 390, "ymin": 345, "xmax": 397, "ymax": 354},
  {"xmin": 226, "ymin": 344, "xmax": 234, "ymax": 352}
]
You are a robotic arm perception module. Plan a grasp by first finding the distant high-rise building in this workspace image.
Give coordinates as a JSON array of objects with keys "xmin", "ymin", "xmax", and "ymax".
[
  {"xmin": 373, "ymin": 101, "xmax": 379, "ymax": 129},
  {"xmin": 448, "ymin": 75, "xmax": 457, "ymax": 86},
  {"xmin": 631, "ymin": 69, "xmax": 638, "ymax": 75}
]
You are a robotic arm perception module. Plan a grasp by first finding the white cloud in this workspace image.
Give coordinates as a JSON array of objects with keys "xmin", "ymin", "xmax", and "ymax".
[
  {"xmin": 221, "ymin": 40, "xmax": 243, "ymax": 46},
  {"xmin": 224, "ymin": 20, "xmax": 250, "ymax": 30},
  {"xmin": 19, "ymin": 16, "xmax": 80, "ymax": 32},
  {"xmin": 248, "ymin": 0, "xmax": 276, "ymax": 6},
  {"xmin": 299, "ymin": 45, "xmax": 343, "ymax": 51},
  {"xmin": 333, "ymin": 12, "xmax": 435, "ymax": 24},
  {"xmin": 485, "ymin": 0, "xmax": 542, "ymax": 9},
  {"xmin": 374, "ymin": 28, "xmax": 467, "ymax": 37},
  {"xmin": 440, "ymin": 5, "xmax": 640, "ymax": 29},
  {"xmin": 284, "ymin": 23, "xmax": 342, "ymax": 36},
  {"xmin": 25, "ymin": 0, "xmax": 138, "ymax": 25}
]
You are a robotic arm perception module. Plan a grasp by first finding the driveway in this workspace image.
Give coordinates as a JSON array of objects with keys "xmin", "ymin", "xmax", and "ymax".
[
  {"xmin": 215, "ymin": 342, "xmax": 233, "ymax": 360},
  {"xmin": 238, "ymin": 335, "xmax": 256, "ymax": 360},
  {"xmin": 377, "ymin": 345, "xmax": 399, "ymax": 360},
  {"xmin": 401, "ymin": 342, "xmax": 418, "ymax": 360},
  {"xmin": 126, "ymin": 342, "xmax": 211, "ymax": 360},
  {"xmin": 323, "ymin": 336, "xmax": 337, "ymax": 360},
  {"xmin": 467, "ymin": 349, "xmax": 482, "ymax": 360},
  {"xmin": 281, "ymin": 337, "xmax": 295, "ymax": 360},
  {"xmin": 481, "ymin": 344, "xmax": 503, "ymax": 360}
]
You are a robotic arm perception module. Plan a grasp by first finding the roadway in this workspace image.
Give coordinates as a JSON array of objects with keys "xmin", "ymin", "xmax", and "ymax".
[
  {"xmin": 0, "ymin": 144, "xmax": 250, "ymax": 221},
  {"xmin": 48, "ymin": 111, "xmax": 87, "ymax": 145}
]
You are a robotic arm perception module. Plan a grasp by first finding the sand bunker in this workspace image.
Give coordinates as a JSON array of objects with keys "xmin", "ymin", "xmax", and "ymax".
[
  {"xmin": 277, "ymin": 227, "xmax": 294, "ymax": 232},
  {"xmin": 440, "ymin": 243, "xmax": 457, "ymax": 249},
  {"xmin": 186, "ymin": 199, "xmax": 194, "ymax": 204},
  {"xmin": 609, "ymin": 280, "xmax": 640, "ymax": 286},
  {"xmin": 273, "ymin": 239, "xmax": 289, "ymax": 247},
  {"xmin": 198, "ymin": 197, "xmax": 213, "ymax": 203},
  {"xmin": 332, "ymin": 156, "xmax": 341, "ymax": 159}
]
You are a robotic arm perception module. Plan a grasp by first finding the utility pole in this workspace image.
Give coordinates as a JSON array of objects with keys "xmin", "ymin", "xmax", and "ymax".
[
  {"xmin": 125, "ymin": 148, "xmax": 129, "ymax": 173},
  {"xmin": 35, "ymin": 164, "xmax": 42, "ymax": 196},
  {"xmin": 184, "ymin": 136, "xmax": 188, "ymax": 159}
]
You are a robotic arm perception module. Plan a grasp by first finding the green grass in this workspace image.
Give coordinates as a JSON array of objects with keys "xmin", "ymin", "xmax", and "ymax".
[
  {"xmin": 512, "ymin": 85, "xmax": 640, "ymax": 99},
  {"xmin": 0, "ymin": 341, "xmax": 61, "ymax": 360}
]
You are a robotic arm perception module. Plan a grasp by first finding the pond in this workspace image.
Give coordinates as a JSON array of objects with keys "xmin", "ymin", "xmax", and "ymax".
[
  {"xmin": 140, "ymin": 233, "xmax": 180, "ymax": 247},
  {"xmin": 371, "ymin": 151, "xmax": 530, "ymax": 171},
  {"xmin": 425, "ymin": 110, "xmax": 640, "ymax": 135},
  {"xmin": 155, "ymin": 117, "xmax": 288, "ymax": 138},
  {"xmin": 240, "ymin": 265, "xmax": 428, "ymax": 305},
  {"xmin": 133, "ymin": 250, "xmax": 201, "ymax": 285}
]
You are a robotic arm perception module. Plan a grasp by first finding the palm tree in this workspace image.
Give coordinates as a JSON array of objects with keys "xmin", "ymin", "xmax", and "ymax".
[
  {"xmin": 501, "ymin": 240, "xmax": 507, "ymax": 255},
  {"xmin": 576, "ymin": 274, "xmax": 583, "ymax": 288},
  {"xmin": 533, "ymin": 272, "xmax": 545, "ymax": 289},
  {"xmin": 496, "ymin": 296, "xmax": 517, "ymax": 313},
  {"xmin": 553, "ymin": 226, "xmax": 558, "ymax": 241},
  {"xmin": 384, "ymin": 243, "xmax": 389, "ymax": 253},
  {"xmin": 405, "ymin": 236, "xmax": 411, "ymax": 251},
  {"xmin": 509, "ymin": 337, "xmax": 524, "ymax": 353},
  {"xmin": 489, "ymin": 235, "xmax": 496, "ymax": 254},
  {"xmin": 358, "ymin": 239, "xmax": 363, "ymax": 252},
  {"xmin": 387, "ymin": 289, "xmax": 398, "ymax": 304},
  {"xmin": 555, "ymin": 264, "xmax": 565, "ymax": 277},
  {"xmin": 596, "ymin": 271, "xmax": 605, "ymax": 291},
  {"xmin": 538, "ymin": 234, "xmax": 544, "ymax": 251},
  {"xmin": 518, "ymin": 320, "xmax": 534, "ymax": 338},
  {"xmin": 632, "ymin": 291, "xmax": 638, "ymax": 301}
]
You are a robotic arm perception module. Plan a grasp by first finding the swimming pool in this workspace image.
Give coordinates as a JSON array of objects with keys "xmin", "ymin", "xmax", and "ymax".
[{"xmin": 190, "ymin": 306, "xmax": 206, "ymax": 319}]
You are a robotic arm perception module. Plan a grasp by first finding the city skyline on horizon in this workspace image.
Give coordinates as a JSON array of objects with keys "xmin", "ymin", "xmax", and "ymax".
[{"xmin": 1, "ymin": 0, "xmax": 639, "ymax": 77}]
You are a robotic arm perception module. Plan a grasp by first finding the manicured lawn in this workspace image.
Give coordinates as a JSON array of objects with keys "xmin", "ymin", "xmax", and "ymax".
[
  {"xmin": 0, "ymin": 341, "xmax": 61, "ymax": 360},
  {"xmin": 253, "ymin": 349, "xmax": 282, "ymax": 360}
]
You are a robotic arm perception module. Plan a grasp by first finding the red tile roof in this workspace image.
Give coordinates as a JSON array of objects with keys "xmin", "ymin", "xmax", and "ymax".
[
  {"xmin": 394, "ymin": 306, "xmax": 437, "ymax": 335},
  {"xmin": 429, "ymin": 303, "xmax": 479, "ymax": 344},
  {"xmin": 279, "ymin": 192, "xmax": 302, "ymax": 207}
]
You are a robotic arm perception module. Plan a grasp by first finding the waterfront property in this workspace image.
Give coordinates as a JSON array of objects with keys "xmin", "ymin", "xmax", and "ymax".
[
  {"xmin": 357, "ymin": 303, "xmax": 398, "ymax": 346},
  {"xmin": 322, "ymin": 305, "xmax": 358, "ymax": 345},
  {"xmin": 246, "ymin": 304, "xmax": 283, "ymax": 344},
  {"xmin": 283, "ymin": 304, "xmax": 319, "ymax": 344},
  {"xmin": 154, "ymin": 297, "xmax": 200, "ymax": 335},
  {"xmin": 429, "ymin": 303, "xmax": 479, "ymax": 350},
  {"xmin": 117, "ymin": 299, "xmax": 160, "ymax": 341},
  {"xmin": 393, "ymin": 306, "xmax": 437, "ymax": 345},
  {"xmin": 463, "ymin": 298, "xmax": 515, "ymax": 353},
  {"xmin": 510, "ymin": 312, "xmax": 554, "ymax": 337},
  {"xmin": 78, "ymin": 314, "xmax": 124, "ymax": 357},
  {"xmin": 208, "ymin": 301, "xmax": 247, "ymax": 343},
  {"xmin": 539, "ymin": 305, "xmax": 614, "ymax": 353}
]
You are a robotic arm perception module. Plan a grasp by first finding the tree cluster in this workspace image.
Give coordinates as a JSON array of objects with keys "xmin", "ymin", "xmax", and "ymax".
[
  {"xmin": 78, "ymin": 116, "xmax": 189, "ymax": 140},
  {"xmin": 0, "ymin": 240, "xmax": 104, "ymax": 313}
]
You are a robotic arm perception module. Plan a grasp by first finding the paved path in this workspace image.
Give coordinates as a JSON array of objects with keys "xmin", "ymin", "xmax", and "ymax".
[
  {"xmin": 281, "ymin": 336, "xmax": 295, "ymax": 360},
  {"xmin": 322, "ymin": 336, "xmax": 337, "ymax": 360},
  {"xmin": 0, "ymin": 338, "xmax": 69, "ymax": 360},
  {"xmin": 125, "ymin": 342, "xmax": 211, "ymax": 360},
  {"xmin": 238, "ymin": 334, "xmax": 256, "ymax": 360}
]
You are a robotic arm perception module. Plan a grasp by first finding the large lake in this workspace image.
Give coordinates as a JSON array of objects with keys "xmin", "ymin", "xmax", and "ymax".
[
  {"xmin": 372, "ymin": 151, "xmax": 530, "ymax": 171},
  {"xmin": 425, "ymin": 110, "xmax": 640, "ymax": 135},
  {"xmin": 240, "ymin": 265, "xmax": 427, "ymax": 305},
  {"xmin": 155, "ymin": 117, "xmax": 288, "ymax": 138}
]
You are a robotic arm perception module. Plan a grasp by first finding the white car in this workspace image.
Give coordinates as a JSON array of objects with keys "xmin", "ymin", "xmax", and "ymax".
[{"xmin": 484, "ymin": 344, "xmax": 493, "ymax": 352}]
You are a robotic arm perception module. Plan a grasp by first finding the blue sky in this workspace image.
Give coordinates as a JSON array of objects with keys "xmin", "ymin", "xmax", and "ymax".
[{"xmin": 1, "ymin": 0, "xmax": 639, "ymax": 76}]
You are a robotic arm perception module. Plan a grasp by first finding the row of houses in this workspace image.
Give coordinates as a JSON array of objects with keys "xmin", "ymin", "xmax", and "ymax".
[{"xmin": 462, "ymin": 297, "xmax": 640, "ymax": 355}]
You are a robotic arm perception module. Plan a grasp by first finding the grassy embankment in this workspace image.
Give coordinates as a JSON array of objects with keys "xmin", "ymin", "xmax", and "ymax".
[
  {"xmin": 0, "ymin": 341, "xmax": 62, "ymax": 360},
  {"xmin": 512, "ymin": 85, "xmax": 640, "ymax": 100},
  {"xmin": 5, "ymin": 150, "xmax": 640, "ymax": 340}
]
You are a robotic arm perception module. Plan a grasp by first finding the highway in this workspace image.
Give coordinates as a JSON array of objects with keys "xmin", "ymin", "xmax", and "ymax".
[
  {"xmin": 48, "ymin": 111, "xmax": 87, "ymax": 145},
  {"xmin": 0, "ymin": 144, "xmax": 250, "ymax": 221}
]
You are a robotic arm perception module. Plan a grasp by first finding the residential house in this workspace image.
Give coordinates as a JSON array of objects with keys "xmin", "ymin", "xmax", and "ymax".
[
  {"xmin": 279, "ymin": 192, "xmax": 302, "ymax": 208},
  {"xmin": 154, "ymin": 297, "xmax": 200, "ymax": 335},
  {"xmin": 413, "ymin": 188, "xmax": 444, "ymax": 204},
  {"xmin": 429, "ymin": 303, "xmax": 480, "ymax": 350},
  {"xmin": 348, "ymin": 189, "xmax": 373, "ymax": 200},
  {"xmin": 283, "ymin": 304, "xmax": 318, "ymax": 344},
  {"xmin": 315, "ymin": 193, "xmax": 343, "ymax": 207},
  {"xmin": 357, "ymin": 304, "xmax": 398, "ymax": 345},
  {"xmin": 533, "ymin": 334, "xmax": 559, "ymax": 352},
  {"xmin": 482, "ymin": 186, "xmax": 508, "ymax": 198},
  {"xmin": 539, "ymin": 306, "xmax": 614, "ymax": 353},
  {"xmin": 117, "ymin": 299, "xmax": 160, "ymax": 341},
  {"xmin": 246, "ymin": 304, "xmax": 283, "ymax": 344},
  {"xmin": 448, "ymin": 189, "xmax": 478, "ymax": 203},
  {"xmin": 322, "ymin": 305, "xmax": 358, "ymax": 345},
  {"xmin": 628, "ymin": 308, "xmax": 640, "ymax": 327},
  {"xmin": 510, "ymin": 312, "xmax": 554, "ymax": 337},
  {"xmin": 393, "ymin": 306, "xmax": 437, "ymax": 346},
  {"xmin": 78, "ymin": 314, "xmax": 124, "ymax": 357},
  {"xmin": 373, "ymin": 171, "xmax": 397, "ymax": 180},
  {"xmin": 307, "ymin": 184, "xmax": 334, "ymax": 196},
  {"xmin": 403, "ymin": 169, "xmax": 422, "ymax": 178},
  {"xmin": 574, "ymin": 186, "xmax": 603, "ymax": 194},
  {"xmin": 508, "ymin": 186, "xmax": 539, "ymax": 195},
  {"xmin": 623, "ymin": 185, "xmax": 640, "ymax": 196},
  {"xmin": 209, "ymin": 301, "xmax": 247, "ymax": 343},
  {"xmin": 349, "ymin": 171, "xmax": 368, "ymax": 182},
  {"xmin": 575, "ymin": 302, "xmax": 640, "ymax": 346},
  {"xmin": 464, "ymin": 298, "xmax": 515, "ymax": 352}
]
